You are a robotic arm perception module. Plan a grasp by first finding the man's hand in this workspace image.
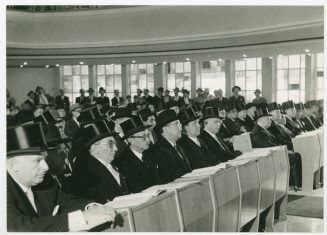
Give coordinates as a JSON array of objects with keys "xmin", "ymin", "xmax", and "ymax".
[{"xmin": 82, "ymin": 205, "xmax": 117, "ymax": 229}]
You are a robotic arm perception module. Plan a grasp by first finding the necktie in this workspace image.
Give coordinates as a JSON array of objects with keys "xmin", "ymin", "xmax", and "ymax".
[
  {"xmin": 214, "ymin": 135, "xmax": 229, "ymax": 152},
  {"xmin": 174, "ymin": 145, "xmax": 192, "ymax": 171},
  {"xmin": 25, "ymin": 188, "xmax": 37, "ymax": 212}
]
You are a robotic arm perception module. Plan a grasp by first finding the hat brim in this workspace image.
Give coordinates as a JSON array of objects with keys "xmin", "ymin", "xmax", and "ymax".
[
  {"xmin": 156, "ymin": 116, "xmax": 180, "ymax": 128},
  {"xmin": 83, "ymin": 132, "xmax": 118, "ymax": 149},
  {"xmin": 47, "ymin": 137, "xmax": 73, "ymax": 146},
  {"xmin": 181, "ymin": 116, "xmax": 199, "ymax": 125},
  {"xmin": 7, "ymin": 146, "xmax": 48, "ymax": 158},
  {"xmin": 111, "ymin": 114, "xmax": 132, "ymax": 121},
  {"xmin": 254, "ymin": 114, "xmax": 272, "ymax": 121},
  {"xmin": 199, "ymin": 115, "xmax": 221, "ymax": 123},
  {"xmin": 122, "ymin": 125, "xmax": 151, "ymax": 140}
]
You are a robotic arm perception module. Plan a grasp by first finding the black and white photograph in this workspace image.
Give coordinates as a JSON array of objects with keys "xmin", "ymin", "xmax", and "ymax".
[{"xmin": 3, "ymin": 0, "xmax": 325, "ymax": 233}]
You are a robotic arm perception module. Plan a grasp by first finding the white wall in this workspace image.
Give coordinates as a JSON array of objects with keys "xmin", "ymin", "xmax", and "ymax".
[{"xmin": 6, "ymin": 67, "xmax": 59, "ymax": 105}]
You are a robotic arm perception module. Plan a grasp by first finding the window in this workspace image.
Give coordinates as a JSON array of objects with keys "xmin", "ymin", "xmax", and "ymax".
[
  {"xmin": 234, "ymin": 58, "xmax": 262, "ymax": 102},
  {"xmin": 276, "ymin": 54, "xmax": 305, "ymax": 103},
  {"xmin": 316, "ymin": 53, "xmax": 324, "ymax": 100},
  {"xmin": 96, "ymin": 65, "xmax": 122, "ymax": 100},
  {"xmin": 130, "ymin": 64, "xmax": 154, "ymax": 97},
  {"xmin": 167, "ymin": 62, "xmax": 191, "ymax": 93},
  {"xmin": 62, "ymin": 65, "xmax": 89, "ymax": 103},
  {"xmin": 200, "ymin": 60, "xmax": 226, "ymax": 96}
]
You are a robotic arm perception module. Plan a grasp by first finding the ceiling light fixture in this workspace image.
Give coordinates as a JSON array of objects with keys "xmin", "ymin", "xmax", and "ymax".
[
  {"xmin": 242, "ymin": 54, "xmax": 247, "ymax": 58},
  {"xmin": 132, "ymin": 60, "xmax": 136, "ymax": 63},
  {"xmin": 305, "ymin": 49, "xmax": 310, "ymax": 53},
  {"xmin": 23, "ymin": 62, "xmax": 28, "ymax": 65},
  {"xmin": 56, "ymin": 64, "xmax": 60, "ymax": 67},
  {"xmin": 20, "ymin": 65, "xmax": 23, "ymax": 68},
  {"xmin": 163, "ymin": 61, "xmax": 167, "ymax": 64},
  {"xmin": 79, "ymin": 61, "xmax": 84, "ymax": 65},
  {"xmin": 269, "ymin": 56, "xmax": 273, "ymax": 59},
  {"xmin": 186, "ymin": 58, "xmax": 190, "ymax": 61},
  {"xmin": 45, "ymin": 65, "xmax": 50, "ymax": 68},
  {"xmin": 307, "ymin": 53, "xmax": 312, "ymax": 56}
]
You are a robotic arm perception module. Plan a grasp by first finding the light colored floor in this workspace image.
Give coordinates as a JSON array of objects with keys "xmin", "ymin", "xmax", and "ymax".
[
  {"xmin": 288, "ymin": 187, "xmax": 324, "ymax": 197},
  {"xmin": 274, "ymin": 215, "xmax": 324, "ymax": 232}
]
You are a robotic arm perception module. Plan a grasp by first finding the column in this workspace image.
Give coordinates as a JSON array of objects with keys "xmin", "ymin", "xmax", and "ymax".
[
  {"xmin": 225, "ymin": 60, "xmax": 232, "ymax": 98},
  {"xmin": 262, "ymin": 57, "xmax": 273, "ymax": 103}
]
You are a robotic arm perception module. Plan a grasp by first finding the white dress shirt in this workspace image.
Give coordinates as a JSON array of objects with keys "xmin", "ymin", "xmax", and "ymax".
[
  {"xmin": 131, "ymin": 148, "xmax": 143, "ymax": 162},
  {"xmin": 188, "ymin": 136, "xmax": 201, "ymax": 147}
]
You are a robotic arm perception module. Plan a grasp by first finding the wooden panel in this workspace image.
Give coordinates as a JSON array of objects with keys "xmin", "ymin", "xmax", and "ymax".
[
  {"xmin": 178, "ymin": 179, "xmax": 214, "ymax": 231},
  {"xmin": 232, "ymin": 132, "xmax": 253, "ymax": 153},
  {"xmin": 213, "ymin": 166, "xmax": 240, "ymax": 232},
  {"xmin": 258, "ymin": 155, "xmax": 275, "ymax": 211},
  {"xmin": 132, "ymin": 191, "xmax": 181, "ymax": 232},
  {"xmin": 272, "ymin": 147, "xmax": 289, "ymax": 201},
  {"xmin": 237, "ymin": 161, "xmax": 260, "ymax": 227},
  {"xmin": 292, "ymin": 133, "xmax": 320, "ymax": 192}
]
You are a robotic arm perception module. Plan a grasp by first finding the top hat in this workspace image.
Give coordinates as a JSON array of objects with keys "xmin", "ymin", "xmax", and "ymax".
[
  {"xmin": 304, "ymin": 102, "xmax": 312, "ymax": 109},
  {"xmin": 157, "ymin": 87, "xmax": 164, "ymax": 92},
  {"xmin": 200, "ymin": 106, "xmax": 220, "ymax": 122},
  {"xmin": 111, "ymin": 107, "xmax": 132, "ymax": 120},
  {"xmin": 254, "ymin": 89, "xmax": 261, "ymax": 94},
  {"xmin": 7, "ymin": 122, "xmax": 49, "ymax": 157},
  {"xmin": 204, "ymin": 99, "xmax": 216, "ymax": 108},
  {"xmin": 277, "ymin": 104, "xmax": 286, "ymax": 114},
  {"xmin": 79, "ymin": 119, "xmax": 117, "ymax": 149},
  {"xmin": 98, "ymin": 87, "xmax": 106, "ymax": 93},
  {"xmin": 295, "ymin": 103, "xmax": 304, "ymax": 110},
  {"xmin": 156, "ymin": 109, "xmax": 179, "ymax": 128},
  {"xmin": 318, "ymin": 99, "xmax": 323, "ymax": 106},
  {"xmin": 35, "ymin": 110, "xmax": 61, "ymax": 125},
  {"xmin": 182, "ymin": 89, "xmax": 190, "ymax": 94},
  {"xmin": 309, "ymin": 100, "xmax": 318, "ymax": 107},
  {"xmin": 138, "ymin": 108, "xmax": 154, "ymax": 122},
  {"xmin": 70, "ymin": 103, "xmax": 83, "ymax": 113},
  {"xmin": 79, "ymin": 105, "xmax": 104, "ymax": 124},
  {"xmin": 245, "ymin": 102, "xmax": 256, "ymax": 110},
  {"xmin": 281, "ymin": 100, "xmax": 295, "ymax": 111},
  {"xmin": 178, "ymin": 107, "xmax": 199, "ymax": 125},
  {"xmin": 166, "ymin": 100, "xmax": 179, "ymax": 109},
  {"xmin": 192, "ymin": 103, "xmax": 202, "ymax": 113},
  {"xmin": 267, "ymin": 102, "xmax": 279, "ymax": 112},
  {"xmin": 43, "ymin": 124, "xmax": 72, "ymax": 147},
  {"xmin": 120, "ymin": 115, "xmax": 150, "ymax": 139},
  {"xmin": 87, "ymin": 88, "xmax": 95, "ymax": 93},
  {"xmin": 225, "ymin": 103, "xmax": 237, "ymax": 113},
  {"xmin": 254, "ymin": 104, "xmax": 271, "ymax": 121},
  {"xmin": 236, "ymin": 102, "xmax": 246, "ymax": 112},
  {"xmin": 232, "ymin": 86, "xmax": 241, "ymax": 92},
  {"xmin": 173, "ymin": 87, "xmax": 180, "ymax": 92},
  {"xmin": 196, "ymin": 88, "xmax": 203, "ymax": 92}
]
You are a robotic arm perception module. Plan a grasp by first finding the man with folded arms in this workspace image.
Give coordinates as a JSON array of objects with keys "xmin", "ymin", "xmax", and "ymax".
[
  {"xmin": 152, "ymin": 110, "xmax": 192, "ymax": 183},
  {"xmin": 116, "ymin": 116, "xmax": 161, "ymax": 193},
  {"xmin": 199, "ymin": 106, "xmax": 238, "ymax": 163},
  {"xmin": 178, "ymin": 107, "xmax": 220, "ymax": 169},
  {"xmin": 7, "ymin": 122, "xmax": 117, "ymax": 232}
]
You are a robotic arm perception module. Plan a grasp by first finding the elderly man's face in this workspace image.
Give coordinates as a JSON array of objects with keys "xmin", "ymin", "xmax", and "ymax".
[
  {"xmin": 165, "ymin": 90, "xmax": 170, "ymax": 96},
  {"xmin": 227, "ymin": 109, "xmax": 237, "ymax": 119},
  {"xmin": 204, "ymin": 118, "xmax": 222, "ymax": 134},
  {"xmin": 144, "ymin": 115, "xmax": 156, "ymax": 129},
  {"xmin": 270, "ymin": 109, "xmax": 281, "ymax": 121},
  {"xmin": 8, "ymin": 154, "xmax": 49, "ymax": 187},
  {"xmin": 174, "ymin": 90, "xmax": 179, "ymax": 96},
  {"xmin": 233, "ymin": 88, "xmax": 240, "ymax": 95},
  {"xmin": 170, "ymin": 106, "xmax": 180, "ymax": 114},
  {"xmin": 258, "ymin": 116, "xmax": 272, "ymax": 128},
  {"xmin": 184, "ymin": 119, "xmax": 201, "ymax": 138},
  {"xmin": 128, "ymin": 129, "xmax": 151, "ymax": 152},
  {"xmin": 183, "ymin": 92, "xmax": 189, "ymax": 98},
  {"xmin": 114, "ymin": 90, "xmax": 119, "ymax": 96},
  {"xmin": 237, "ymin": 110, "xmax": 247, "ymax": 119},
  {"xmin": 286, "ymin": 108, "xmax": 295, "ymax": 118},
  {"xmin": 217, "ymin": 89, "xmax": 223, "ymax": 97},
  {"xmin": 247, "ymin": 107, "xmax": 256, "ymax": 118},
  {"xmin": 164, "ymin": 120, "xmax": 182, "ymax": 140},
  {"xmin": 29, "ymin": 93, "xmax": 35, "ymax": 99},
  {"xmin": 59, "ymin": 89, "xmax": 64, "ymax": 96},
  {"xmin": 90, "ymin": 136, "xmax": 117, "ymax": 163}
]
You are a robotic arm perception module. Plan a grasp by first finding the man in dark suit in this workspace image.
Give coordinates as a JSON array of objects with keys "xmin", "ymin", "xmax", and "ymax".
[
  {"xmin": 55, "ymin": 89, "xmax": 70, "ymax": 111},
  {"xmin": 198, "ymin": 106, "xmax": 238, "ymax": 163},
  {"xmin": 138, "ymin": 108, "xmax": 158, "ymax": 144},
  {"xmin": 24, "ymin": 90, "xmax": 36, "ymax": 110},
  {"xmin": 294, "ymin": 103, "xmax": 312, "ymax": 131},
  {"xmin": 282, "ymin": 100, "xmax": 304, "ymax": 136},
  {"xmin": 250, "ymin": 105, "xmax": 302, "ymax": 190},
  {"xmin": 177, "ymin": 107, "xmax": 220, "ymax": 169},
  {"xmin": 72, "ymin": 120, "xmax": 128, "ymax": 203},
  {"xmin": 7, "ymin": 122, "xmax": 117, "ymax": 232},
  {"xmin": 64, "ymin": 104, "xmax": 82, "ymax": 138},
  {"xmin": 172, "ymin": 87, "xmax": 184, "ymax": 107},
  {"xmin": 163, "ymin": 89, "xmax": 172, "ymax": 107},
  {"xmin": 229, "ymin": 86, "xmax": 245, "ymax": 107},
  {"xmin": 213, "ymin": 89, "xmax": 228, "ymax": 107},
  {"xmin": 152, "ymin": 110, "xmax": 192, "ymax": 183},
  {"xmin": 117, "ymin": 116, "xmax": 161, "ymax": 193},
  {"xmin": 304, "ymin": 102, "xmax": 321, "ymax": 129},
  {"xmin": 96, "ymin": 87, "xmax": 110, "ymax": 106},
  {"xmin": 180, "ymin": 89, "xmax": 193, "ymax": 110},
  {"xmin": 143, "ymin": 88, "xmax": 154, "ymax": 105},
  {"xmin": 83, "ymin": 88, "xmax": 97, "ymax": 107},
  {"xmin": 111, "ymin": 89, "xmax": 124, "ymax": 107},
  {"xmin": 245, "ymin": 102, "xmax": 256, "ymax": 131},
  {"xmin": 75, "ymin": 89, "xmax": 86, "ymax": 105},
  {"xmin": 252, "ymin": 89, "xmax": 267, "ymax": 105},
  {"xmin": 236, "ymin": 102, "xmax": 251, "ymax": 132},
  {"xmin": 223, "ymin": 103, "xmax": 246, "ymax": 138},
  {"xmin": 153, "ymin": 87, "xmax": 165, "ymax": 110}
]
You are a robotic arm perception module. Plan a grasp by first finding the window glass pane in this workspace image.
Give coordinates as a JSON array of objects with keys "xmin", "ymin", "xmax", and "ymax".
[
  {"xmin": 257, "ymin": 58, "xmax": 262, "ymax": 70},
  {"xmin": 317, "ymin": 76, "xmax": 324, "ymax": 88},
  {"xmin": 175, "ymin": 74, "xmax": 183, "ymax": 88},
  {"xmin": 289, "ymin": 90, "xmax": 300, "ymax": 103},
  {"xmin": 235, "ymin": 72, "xmax": 245, "ymax": 89},
  {"xmin": 317, "ymin": 90, "xmax": 324, "ymax": 100},
  {"xmin": 276, "ymin": 90, "xmax": 288, "ymax": 104},
  {"xmin": 72, "ymin": 76, "xmax": 81, "ymax": 92},
  {"xmin": 277, "ymin": 70, "xmax": 288, "ymax": 90},
  {"xmin": 257, "ymin": 71, "xmax": 262, "ymax": 89},
  {"xmin": 317, "ymin": 53, "xmax": 324, "ymax": 68},
  {"xmin": 114, "ymin": 75, "xmax": 122, "ymax": 90},
  {"xmin": 63, "ymin": 77, "xmax": 72, "ymax": 92},
  {"xmin": 106, "ymin": 76, "xmax": 114, "ymax": 92},
  {"xmin": 300, "ymin": 90, "xmax": 305, "ymax": 102},
  {"xmin": 235, "ymin": 60, "xmax": 245, "ymax": 70},
  {"xmin": 167, "ymin": 74, "xmax": 175, "ymax": 91},
  {"xmin": 106, "ymin": 65, "xmax": 114, "ymax": 75},
  {"xmin": 139, "ymin": 64, "xmax": 147, "ymax": 74},
  {"xmin": 300, "ymin": 54, "xmax": 305, "ymax": 68},
  {"xmin": 184, "ymin": 74, "xmax": 191, "ymax": 91},
  {"xmin": 147, "ymin": 64, "xmax": 154, "ymax": 74},
  {"xmin": 300, "ymin": 69, "xmax": 305, "ymax": 90},
  {"xmin": 176, "ymin": 62, "xmax": 184, "ymax": 73},
  {"xmin": 114, "ymin": 65, "xmax": 122, "ymax": 74},
  {"xmin": 289, "ymin": 69, "xmax": 300, "ymax": 84},
  {"xmin": 184, "ymin": 62, "xmax": 191, "ymax": 73},
  {"xmin": 64, "ymin": 66, "xmax": 72, "ymax": 75},
  {"xmin": 72, "ymin": 65, "xmax": 80, "ymax": 75},
  {"xmin": 131, "ymin": 64, "xmax": 138, "ymax": 74},
  {"xmin": 97, "ymin": 65, "xmax": 105, "ymax": 75},
  {"xmin": 138, "ymin": 75, "xmax": 147, "ymax": 88},
  {"xmin": 289, "ymin": 55, "xmax": 300, "ymax": 68},
  {"xmin": 245, "ymin": 58, "xmax": 256, "ymax": 70},
  {"xmin": 246, "ymin": 71, "xmax": 257, "ymax": 90},
  {"xmin": 245, "ymin": 91, "xmax": 254, "ymax": 103},
  {"xmin": 81, "ymin": 76, "xmax": 89, "ymax": 89},
  {"xmin": 81, "ymin": 65, "xmax": 88, "ymax": 75},
  {"xmin": 97, "ymin": 75, "xmax": 105, "ymax": 89},
  {"xmin": 131, "ymin": 75, "xmax": 138, "ymax": 92},
  {"xmin": 277, "ymin": 56, "xmax": 288, "ymax": 69},
  {"xmin": 169, "ymin": 63, "xmax": 176, "ymax": 73}
]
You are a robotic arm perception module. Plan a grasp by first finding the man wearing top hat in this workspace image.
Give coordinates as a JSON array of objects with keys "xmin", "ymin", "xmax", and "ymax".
[
  {"xmin": 111, "ymin": 89, "xmax": 124, "ymax": 107},
  {"xmin": 235, "ymin": 102, "xmax": 251, "ymax": 132},
  {"xmin": 223, "ymin": 102, "xmax": 246, "ymax": 138},
  {"xmin": 84, "ymin": 88, "xmax": 97, "ymax": 106},
  {"xmin": 229, "ymin": 86, "xmax": 245, "ymax": 107},
  {"xmin": 153, "ymin": 87, "xmax": 165, "ymax": 109},
  {"xmin": 252, "ymin": 89, "xmax": 267, "ymax": 105},
  {"xmin": 138, "ymin": 108, "xmax": 158, "ymax": 144},
  {"xmin": 64, "ymin": 104, "xmax": 82, "ymax": 138},
  {"xmin": 305, "ymin": 101, "xmax": 322, "ymax": 128},
  {"xmin": 213, "ymin": 89, "xmax": 228, "ymax": 107},
  {"xmin": 180, "ymin": 89, "xmax": 193, "ymax": 109},
  {"xmin": 96, "ymin": 87, "xmax": 110, "ymax": 106},
  {"xmin": 177, "ymin": 107, "xmax": 220, "ymax": 169},
  {"xmin": 71, "ymin": 119, "xmax": 128, "ymax": 204},
  {"xmin": 163, "ymin": 89, "xmax": 172, "ymax": 106},
  {"xmin": 143, "ymin": 88, "xmax": 154, "ymax": 105},
  {"xmin": 152, "ymin": 110, "xmax": 192, "ymax": 183},
  {"xmin": 55, "ymin": 89, "xmax": 70, "ymax": 112},
  {"xmin": 282, "ymin": 100, "xmax": 304, "ymax": 136},
  {"xmin": 115, "ymin": 116, "xmax": 161, "ymax": 193},
  {"xmin": 244, "ymin": 102, "xmax": 256, "ymax": 131},
  {"xmin": 172, "ymin": 87, "xmax": 184, "ymax": 106},
  {"xmin": 75, "ymin": 89, "xmax": 86, "ymax": 105},
  {"xmin": 7, "ymin": 122, "xmax": 117, "ymax": 232},
  {"xmin": 198, "ymin": 106, "xmax": 238, "ymax": 163},
  {"xmin": 167, "ymin": 100, "xmax": 180, "ymax": 114},
  {"xmin": 193, "ymin": 88, "xmax": 206, "ymax": 104},
  {"xmin": 300, "ymin": 103, "xmax": 318, "ymax": 131},
  {"xmin": 250, "ymin": 104, "xmax": 302, "ymax": 191}
]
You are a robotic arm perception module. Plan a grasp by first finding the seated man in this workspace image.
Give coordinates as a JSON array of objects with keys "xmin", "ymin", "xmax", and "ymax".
[
  {"xmin": 235, "ymin": 102, "xmax": 251, "ymax": 132},
  {"xmin": 303, "ymin": 102, "xmax": 321, "ymax": 130},
  {"xmin": 72, "ymin": 119, "xmax": 128, "ymax": 204},
  {"xmin": 138, "ymin": 108, "xmax": 158, "ymax": 144},
  {"xmin": 152, "ymin": 110, "xmax": 192, "ymax": 183},
  {"xmin": 178, "ymin": 107, "xmax": 220, "ymax": 169},
  {"xmin": 7, "ymin": 122, "xmax": 117, "ymax": 232},
  {"xmin": 198, "ymin": 106, "xmax": 238, "ymax": 163},
  {"xmin": 223, "ymin": 103, "xmax": 246, "ymax": 137},
  {"xmin": 245, "ymin": 102, "xmax": 256, "ymax": 131},
  {"xmin": 250, "ymin": 105, "xmax": 302, "ymax": 191},
  {"xmin": 117, "ymin": 116, "xmax": 161, "ymax": 193},
  {"xmin": 281, "ymin": 100, "xmax": 305, "ymax": 136},
  {"xmin": 64, "ymin": 104, "xmax": 82, "ymax": 138},
  {"xmin": 294, "ymin": 103, "xmax": 312, "ymax": 131}
]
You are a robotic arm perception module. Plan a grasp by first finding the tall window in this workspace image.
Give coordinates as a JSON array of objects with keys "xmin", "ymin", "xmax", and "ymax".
[
  {"xmin": 130, "ymin": 64, "xmax": 154, "ymax": 97},
  {"xmin": 96, "ymin": 65, "xmax": 122, "ymax": 100},
  {"xmin": 276, "ymin": 54, "xmax": 305, "ymax": 103},
  {"xmin": 62, "ymin": 65, "xmax": 89, "ymax": 103},
  {"xmin": 167, "ymin": 62, "xmax": 191, "ymax": 93},
  {"xmin": 200, "ymin": 60, "xmax": 226, "ymax": 96},
  {"xmin": 316, "ymin": 53, "xmax": 324, "ymax": 100},
  {"xmin": 234, "ymin": 58, "xmax": 262, "ymax": 102}
]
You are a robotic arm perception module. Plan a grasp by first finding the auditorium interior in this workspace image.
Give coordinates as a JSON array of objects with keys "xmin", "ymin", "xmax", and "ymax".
[{"xmin": 6, "ymin": 5, "xmax": 324, "ymax": 233}]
